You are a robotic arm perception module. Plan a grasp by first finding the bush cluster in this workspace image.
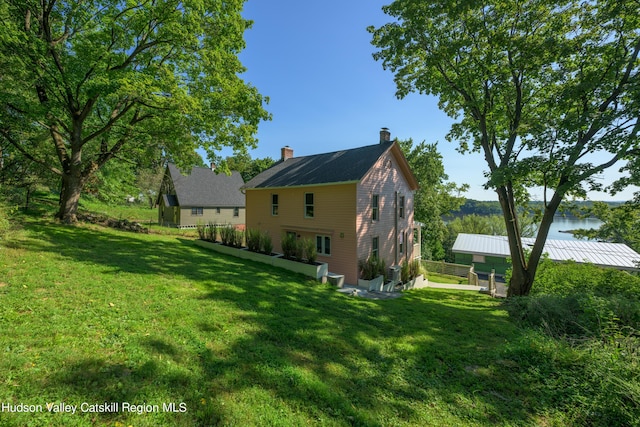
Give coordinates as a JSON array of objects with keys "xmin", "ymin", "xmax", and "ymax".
[
  {"xmin": 400, "ymin": 259, "xmax": 423, "ymax": 283},
  {"xmin": 205, "ymin": 222, "xmax": 218, "ymax": 242},
  {"xmin": 358, "ymin": 256, "xmax": 386, "ymax": 280},
  {"xmin": 220, "ymin": 224, "xmax": 243, "ymax": 248},
  {"xmin": 245, "ymin": 229, "xmax": 273, "ymax": 255},
  {"xmin": 281, "ymin": 233, "xmax": 317, "ymax": 264}
]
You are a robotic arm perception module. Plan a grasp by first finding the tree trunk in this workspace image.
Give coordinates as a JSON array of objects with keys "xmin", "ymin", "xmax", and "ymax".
[
  {"xmin": 57, "ymin": 173, "xmax": 84, "ymax": 224},
  {"xmin": 25, "ymin": 186, "xmax": 32, "ymax": 211},
  {"xmin": 502, "ymin": 184, "xmax": 565, "ymax": 297},
  {"xmin": 494, "ymin": 185, "xmax": 530, "ymax": 296},
  {"xmin": 508, "ymin": 262, "xmax": 533, "ymax": 297}
]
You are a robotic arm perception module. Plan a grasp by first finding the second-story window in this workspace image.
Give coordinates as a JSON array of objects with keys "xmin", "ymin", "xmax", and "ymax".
[
  {"xmin": 272, "ymin": 194, "xmax": 279, "ymax": 215},
  {"xmin": 399, "ymin": 195, "xmax": 405, "ymax": 218},
  {"xmin": 305, "ymin": 193, "xmax": 314, "ymax": 218},
  {"xmin": 372, "ymin": 194, "xmax": 379, "ymax": 221}
]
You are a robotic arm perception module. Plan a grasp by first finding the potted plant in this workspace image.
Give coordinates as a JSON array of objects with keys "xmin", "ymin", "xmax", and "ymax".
[
  {"xmin": 358, "ymin": 256, "xmax": 386, "ymax": 291},
  {"xmin": 402, "ymin": 259, "xmax": 426, "ymax": 290}
]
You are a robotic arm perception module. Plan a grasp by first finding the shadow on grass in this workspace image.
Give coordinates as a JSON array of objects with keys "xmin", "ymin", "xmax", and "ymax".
[{"xmin": 11, "ymin": 221, "xmax": 556, "ymax": 426}]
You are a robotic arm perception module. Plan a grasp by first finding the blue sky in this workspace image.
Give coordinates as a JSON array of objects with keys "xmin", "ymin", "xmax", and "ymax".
[{"xmin": 228, "ymin": 0, "xmax": 637, "ymax": 202}]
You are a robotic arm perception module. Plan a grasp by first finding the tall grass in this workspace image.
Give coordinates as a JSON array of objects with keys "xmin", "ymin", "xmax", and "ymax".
[{"xmin": 505, "ymin": 259, "xmax": 640, "ymax": 425}]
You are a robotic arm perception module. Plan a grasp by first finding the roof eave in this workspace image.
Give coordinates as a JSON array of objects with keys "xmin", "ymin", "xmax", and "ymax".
[
  {"xmin": 244, "ymin": 180, "xmax": 360, "ymax": 191},
  {"xmin": 390, "ymin": 142, "xmax": 419, "ymax": 191}
]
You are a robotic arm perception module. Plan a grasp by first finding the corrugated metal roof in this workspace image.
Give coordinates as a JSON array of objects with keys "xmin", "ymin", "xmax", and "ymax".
[{"xmin": 452, "ymin": 233, "xmax": 640, "ymax": 271}]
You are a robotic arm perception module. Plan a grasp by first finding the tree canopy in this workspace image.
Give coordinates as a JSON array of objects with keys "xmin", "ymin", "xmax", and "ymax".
[
  {"xmin": 0, "ymin": 0, "xmax": 270, "ymax": 222},
  {"xmin": 369, "ymin": 0, "xmax": 640, "ymax": 295},
  {"xmin": 220, "ymin": 151, "xmax": 276, "ymax": 183},
  {"xmin": 572, "ymin": 201, "xmax": 640, "ymax": 254},
  {"xmin": 398, "ymin": 138, "xmax": 467, "ymax": 260}
]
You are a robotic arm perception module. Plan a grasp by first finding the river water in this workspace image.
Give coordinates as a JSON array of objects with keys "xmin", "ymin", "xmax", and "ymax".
[{"xmin": 545, "ymin": 217, "xmax": 603, "ymax": 241}]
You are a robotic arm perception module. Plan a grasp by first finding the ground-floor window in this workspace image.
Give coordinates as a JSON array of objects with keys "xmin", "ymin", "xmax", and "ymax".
[
  {"xmin": 316, "ymin": 235, "xmax": 331, "ymax": 256},
  {"xmin": 191, "ymin": 207, "xmax": 203, "ymax": 216},
  {"xmin": 372, "ymin": 236, "xmax": 379, "ymax": 258}
]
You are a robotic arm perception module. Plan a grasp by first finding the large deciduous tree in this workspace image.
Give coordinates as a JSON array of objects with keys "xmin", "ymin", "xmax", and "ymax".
[
  {"xmin": 0, "ymin": 0, "xmax": 270, "ymax": 223},
  {"xmin": 369, "ymin": 0, "xmax": 640, "ymax": 296}
]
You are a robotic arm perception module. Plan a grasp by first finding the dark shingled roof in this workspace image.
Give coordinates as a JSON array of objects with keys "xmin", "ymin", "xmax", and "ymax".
[
  {"xmin": 168, "ymin": 163, "xmax": 245, "ymax": 207},
  {"xmin": 162, "ymin": 194, "xmax": 178, "ymax": 207},
  {"xmin": 244, "ymin": 141, "xmax": 396, "ymax": 189}
]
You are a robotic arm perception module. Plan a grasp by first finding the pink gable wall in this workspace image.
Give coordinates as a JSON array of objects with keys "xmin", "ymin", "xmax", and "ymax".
[{"xmin": 356, "ymin": 149, "xmax": 415, "ymax": 272}]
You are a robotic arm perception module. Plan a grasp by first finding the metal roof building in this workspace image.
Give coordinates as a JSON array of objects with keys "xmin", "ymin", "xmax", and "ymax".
[{"xmin": 452, "ymin": 233, "xmax": 640, "ymax": 273}]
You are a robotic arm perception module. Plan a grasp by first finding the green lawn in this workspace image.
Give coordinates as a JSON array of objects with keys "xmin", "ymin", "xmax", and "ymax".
[
  {"xmin": 78, "ymin": 198, "xmax": 158, "ymax": 223},
  {"xmin": 0, "ymin": 215, "xmax": 603, "ymax": 426},
  {"xmin": 425, "ymin": 272, "xmax": 469, "ymax": 285}
]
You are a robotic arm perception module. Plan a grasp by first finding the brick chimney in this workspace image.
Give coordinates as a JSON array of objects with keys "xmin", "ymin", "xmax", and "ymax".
[
  {"xmin": 210, "ymin": 162, "xmax": 216, "ymax": 171},
  {"xmin": 380, "ymin": 127, "xmax": 391, "ymax": 143},
  {"xmin": 281, "ymin": 146, "xmax": 294, "ymax": 161}
]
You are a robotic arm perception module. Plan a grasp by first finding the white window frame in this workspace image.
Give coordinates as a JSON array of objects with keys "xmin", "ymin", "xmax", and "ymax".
[
  {"xmin": 316, "ymin": 235, "xmax": 331, "ymax": 256},
  {"xmin": 372, "ymin": 194, "xmax": 379, "ymax": 221},
  {"xmin": 305, "ymin": 193, "xmax": 314, "ymax": 218}
]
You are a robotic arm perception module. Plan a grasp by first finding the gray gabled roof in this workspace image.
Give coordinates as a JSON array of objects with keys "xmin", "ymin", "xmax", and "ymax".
[
  {"xmin": 167, "ymin": 163, "xmax": 245, "ymax": 207},
  {"xmin": 243, "ymin": 141, "xmax": 398, "ymax": 189},
  {"xmin": 452, "ymin": 233, "xmax": 640, "ymax": 271}
]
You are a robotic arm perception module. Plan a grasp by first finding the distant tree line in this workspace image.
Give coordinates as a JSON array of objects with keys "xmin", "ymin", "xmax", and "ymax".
[{"xmin": 456, "ymin": 199, "xmax": 624, "ymax": 218}]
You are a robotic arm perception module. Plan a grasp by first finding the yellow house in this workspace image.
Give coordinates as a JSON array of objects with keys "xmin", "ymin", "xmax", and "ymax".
[
  {"xmin": 243, "ymin": 129, "xmax": 420, "ymax": 284},
  {"xmin": 157, "ymin": 163, "xmax": 245, "ymax": 228}
]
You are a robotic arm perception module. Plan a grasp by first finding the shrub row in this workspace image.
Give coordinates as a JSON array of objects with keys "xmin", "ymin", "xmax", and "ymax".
[
  {"xmin": 197, "ymin": 222, "xmax": 244, "ymax": 248},
  {"xmin": 358, "ymin": 256, "xmax": 386, "ymax": 280},
  {"xmin": 281, "ymin": 233, "xmax": 317, "ymax": 264},
  {"xmin": 245, "ymin": 228, "xmax": 273, "ymax": 255}
]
